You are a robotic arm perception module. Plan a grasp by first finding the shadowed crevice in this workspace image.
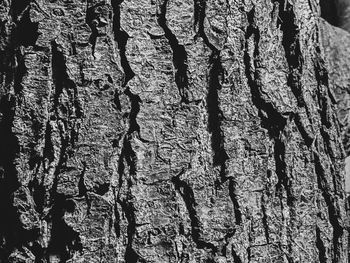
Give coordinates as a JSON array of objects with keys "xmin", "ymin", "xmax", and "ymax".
[
  {"xmin": 316, "ymin": 226, "xmax": 328, "ymax": 263},
  {"xmin": 314, "ymin": 152, "xmax": 343, "ymax": 263},
  {"xmin": 111, "ymin": 0, "xmax": 142, "ymax": 137},
  {"xmin": 172, "ymin": 172, "xmax": 217, "ymax": 253},
  {"xmin": 111, "ymin": 0, "xmax": 135, "ymax": 87},
  {"xmin": 0, "ymin": 95, "xmax": 21, "ymax": 261},
  {"xmin": 193, "ymin": 0, "xmax": 229, "ymax": 178},
  {"xmin": 47, "ymin": 193, "xmax": 82, "ymax": 261},
  {"xmin": 273, "ymin": 0, "xmax": 305, "ymax": 108},
  {"xmin": 207, "ymin": 53, "xmax": 229, "ymax": 176},
  {"xmin": 11, "ymin": 0, "xmax": 39, "ymax": 47},
  {"xmin": 231, "ymin": 247, "xmax": 243, "ymax": 263},
  {"xmin": 244, "ymin": 8, "xmax": 293, "ymax": 203},
  {"xmin": 51, "ymin": 40, "xmax": 83, "ymax": 119},
  {"xmin": 261, "ymin": 194, "xmax": 270, "ymax": 243},
  {"xmin": 228, "ymin": 179, "xmax": 242, "ymax": 225},
  {"xmin": 0, "ymin": 0, "xmax": 39, "ymax": 257},
  {"xmin": 157, "ymin": 0, "xmax": 190, "ymax": 103},
  {"xmin": 86, "ymin": 2, "xmax": 105, "ymax": 56}
]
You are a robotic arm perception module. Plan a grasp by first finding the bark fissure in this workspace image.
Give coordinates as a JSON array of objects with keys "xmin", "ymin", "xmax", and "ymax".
[
  {"xmin": 157, "ymin": 0, "xmax": 190, "ymax": 104},
  {"xmin": 207, "ymin": 53, "xmax": 229, "ymax": 177},
  {"xmin": 51, "ymin": 41, "xmax": 83, "ymax": 119},
  {"xmin": 273, "ymin": 0, "xmax": 305, "ymax": 108},
  {"xmin": 261, "ymin": 194, "xmax": 270, "ymax": 243},
  {"xmin": 316, "ymin": 226, "xmax": 328, "ymax": 263},
  {"xmin": 294, "ymin": 112, "xmax": 314, "ymax": 147},
  {"xmin": 244, "ymin": 9, "xmax": 299, "ymax": 261},
  {"xmin": 0, "ymin": 1, "xmax": 39, "ymax": 259},
  {"xmin": 86, "ymin": 2, "xmax": 104, "ymax": 56},
  {"xmin": 228, "ymin": 178, "xmax": 242, "ymax": 225},
  {"xmin": 77, "ymin": 162, "xmax": 91, "ymax": 212},
  {"xmin": 172, "ymin": 172, "xmax": 217, "ymax": 253},
  {"xmin": 111, "ymin": 3, "xmax": 142, "ymax": 255},
  {"xmin": 11, "ymin": 0, "xmax": 39, "ymax": 47},
  {"xmin": 124, "ymin": 88, "xmax": 141, "ymax": 135},
  {"xmin": 47, "ymin": 41, "xmax": 84, "ymax": 261},
  {"xmin": 50, "ymin": 40, "xmax": 81, "ymax": 192},
  {"xmin": 231, "ymin": 247, "xmax": 243, "ymax": 263},
  {"xmin": 193, "ymin": 0, "xmax": 243, "ymax": 235},
  {"xmin": 244, "ymin": 8, "xmax": 293, "ymax": 201},
  {"xmin": 47, "ymin": 193, "xmax": 83, "ymax": 261},
  {"xmin": 314, "ymin": 152, "xmax": 343, "ymax": 263},
  {"xmin": 0, "ymin": 94, "xmax": 21, "ymax": 261},
  {"xmin": 111, "ymin": 0, "xmax": 135, "ymax": 87},
  {"xmin": 314, "ymin": 39, "xmax": 344, "ymax": 263},
  {"xmin": 119, "ymin": 200, "xmax": 145, "ymax": 263},
  {"xmin": 194, "ymin": 0, "xmax": 228, "ymax": 175},
  {"xmin": 111, "ymin": 0, "xmax": 141, "ymax": 135},
  {"xmin": 273, "ymin": 0, "xmax": 317, "ymax": 155},
  {"xmin": 116, "ymin": 136, "xmax": 143, "ymax": 263}
]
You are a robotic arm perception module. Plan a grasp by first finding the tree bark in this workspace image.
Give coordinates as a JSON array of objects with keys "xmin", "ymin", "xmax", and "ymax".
[{"xmin": 0, "ymin": 0, "xmax": 349, "ymax": 262}]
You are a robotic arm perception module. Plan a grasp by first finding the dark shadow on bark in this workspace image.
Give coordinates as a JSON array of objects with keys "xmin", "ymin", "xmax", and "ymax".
[{"xmin": 47, "ymin": 193, "xmax": 82, "ymax": 261}]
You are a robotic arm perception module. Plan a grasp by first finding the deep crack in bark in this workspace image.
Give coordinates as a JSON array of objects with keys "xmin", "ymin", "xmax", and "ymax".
[
  {"xmin": 194, "ymin": 0, "xmax": 229, "ymax": 180},
  {"xmin": 316, "ymin": 225, "xmax": 328, "ymax": 263},
  {"xmin": 86, "ymin": 2, "xmax": 104, "ymax": 56},
  {"xmin": 244, "ymin": 7, "xmax": 297, "ymax": 260},
  {"xmin": 0, "ymin": 1, "xmax": 39, "ymax": 259},
  {"xmin": 172, "ymin": 172, "xmax": 218, "ymax": 253},
  {"xmin": 273, "ymin": 0, "xmax": 305, "ymax": 107},
  {"xmin": 193, "ymin": 0, "xmax": 242, "ymax": 241},
  {"xmin": 47, "ymin": 40, "xmax": 84, "ymax": 261},
  {"xmin": 243, "ymin": 7, "xmax": 293, "ymax": 200},
  {"xmin": 158, "ymin": 0, "xmax": 190, "ymax": 104},
  {"xmin": 111, "ymin": 3, "xmax": 144, "ymax": 259}
]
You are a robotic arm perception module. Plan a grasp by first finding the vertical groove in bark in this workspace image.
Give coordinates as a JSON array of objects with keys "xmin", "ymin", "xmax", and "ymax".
[
  {"xmin": 157, "ymin": 0, "xmax": 190, "ymax": 104},
  {"xmin": 116, "ymin": 137, "xmax": 142, "ymax": 262},
  {"xmin": 77, "ymin": 162, "xmax": 90, "ymax": 211},
  {"xmin": 244, "ymin": 6, "xmax": 298, "ymax": 261},
  {"xmin": 50, "ymin": 40, "xmax": 81, "ymax": 191},
  {"xmin": 294, "ymin": 112, "xmax": 314, "ymax": 147},
  {"xmin": 111, "ymin": 0, "xmax": 135, "ymax": 87},
  {"xmin": 194, "ymin": 0, "xmax": 228, "ymax": 174},
  {"xmin": 272, "ymin": 4, "xmax": 338, "ymax": 262},
  {"xmin": 273, "ymin": 0, "xmax": 305, "ymax": 107},
  {"xmin": 86, "ymin": 2, "xmax": 103, "ymax": 56},
  {"xmin": 313, "ymin": 47, "xmax": 344, "ymax": 262},
  {"xmin": 231, "ymin": 247, "xmax": 243, "ymax": 263},
  {"xmin": 172, "ymin": 171, "xmax": 217, "ymax": 253},
  {"xmin": 207, "ymin": 54, "xmax": 229, "ymax": 178},
  {"xmin": 314, "ymin": 16, "xmax": 347, "ymax": 260},
  {"xmin": 11, "ymin": 0, "xmax": 39, "ymax": 48},
  {"xmin": 314, "ymin": 152, "xmax": 343, "ymax": 262},
  {"xmin": 228, "ymin": 178, "xmax": 242, "ymax": 225},
  {"xmin": 194, "ymin": 0, "xmax": 242, "ymax": 245},
  {"xmin": 47, "ymin": 193, "xmax": 83, "ymax": 261},
  {"xmin": 260, "ymin": 193, "xmax": 270, "ymax": 243},
  {"xmin": 51, "ymin": 41, "xmax": 83, "ymax": 119},
  {"xmin": 0, "ymin": 0, "xmax": 37, "ymax": 260},
  {"xmin": 243, "ymin": 7, "xmax": 291, "ymax": 197},
  {"xmin": 48, "ymin": 40, "xmax": 83, "ymax": 261},
  {"xmin": 111, "ymin": 0, "xmax": 141, "ymax": 134},
  {"xmin": 0, "ymin": 94, "xmax": 20, "ymax": 260},
  {"xmin": 111, "ymin": 1, "xmax": 144, "ymax": 261},
  {"xmin": 316, "ymin": 225, "xmax": 328, "ymax": 263}
]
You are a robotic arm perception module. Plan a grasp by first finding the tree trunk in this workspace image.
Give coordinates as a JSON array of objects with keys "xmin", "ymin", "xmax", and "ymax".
[{"xmin": 0, "ymin": 0, "xmax": 349, "ymax": 262}]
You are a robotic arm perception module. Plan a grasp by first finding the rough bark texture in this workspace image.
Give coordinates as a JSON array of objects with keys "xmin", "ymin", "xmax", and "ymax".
[{"xmin": 0, "ymin": 0, "xmax": 349, "ymax": 262}]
